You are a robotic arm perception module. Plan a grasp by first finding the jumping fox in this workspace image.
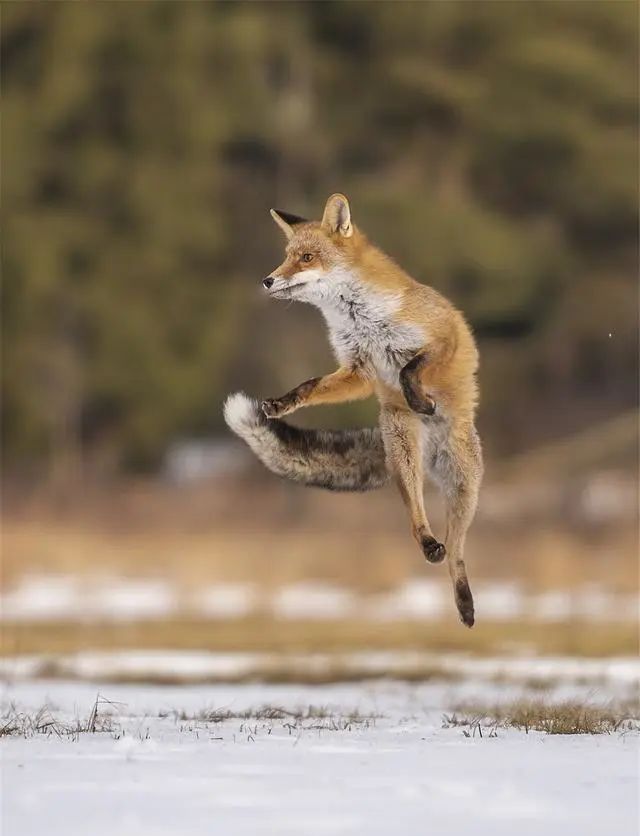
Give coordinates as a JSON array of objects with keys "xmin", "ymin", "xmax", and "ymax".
[{"xmin": 224, "ymin": 194, "xmax": 483, "ymax": 626}]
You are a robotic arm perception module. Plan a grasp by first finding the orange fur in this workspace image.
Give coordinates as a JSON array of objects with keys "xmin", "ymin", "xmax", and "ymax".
[{"xmin": 255, "ymin": 195, "xmax": 483, "ymax": 626}]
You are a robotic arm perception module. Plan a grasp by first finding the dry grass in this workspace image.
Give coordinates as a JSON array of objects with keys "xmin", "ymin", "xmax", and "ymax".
[
  {"xmin": 162, "ymin": 704, "xmax": 348, "ymax": 722},
  {"xmin": 2, "ymin": 473, "xmax": 636, "ymax": 672},
  {"xmin": 2, "ymin": 616, "xmax": 636, "ymax": 662},
  {"xmin": 2, "ymin": 475, "xmax": 637, "ymax": 594},
  {"xmin": 0, "ymin": 694, "xmax": 117, "ymax": 740},
  {"xmin": 4, "ymin": 696, "xmax": 637, "ymax": 743},
  {"xmin": 160, "ymin": 704, "xmax": 382, "ymax": 735},
  {"xmin": 0, "ymin": 698, "xmax": 381, "ymax": 742},
  {"xmin": 2, "ymin": 655, "xmax": 464, "ymax": 687},
  {"xmin": 443, "ymin": 699, "xmax": 640, "ymax": 736}
]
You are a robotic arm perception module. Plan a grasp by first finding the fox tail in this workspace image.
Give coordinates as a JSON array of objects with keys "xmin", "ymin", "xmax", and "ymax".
[{"xmin": 223, "ymin": 392, "xmax": 389, "ymax": 492}]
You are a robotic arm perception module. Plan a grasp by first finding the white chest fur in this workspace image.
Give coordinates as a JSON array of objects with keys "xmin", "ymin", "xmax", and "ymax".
[{"xmin": 315, "ymin": 275, "xmax": 425, "ymax": 388}]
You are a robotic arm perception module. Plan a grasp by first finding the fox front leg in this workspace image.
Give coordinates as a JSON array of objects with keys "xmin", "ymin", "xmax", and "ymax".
[
  {"xmin": 262, "ymin": 367, "xmax": 373, "ymax": 419},
  {"xmin": 399, "ymin": 352, "xmax": 437, "ymax": 415},
  {"xmin": 262, "ymin": 377, "xmax": 321, "ymax": 419}
]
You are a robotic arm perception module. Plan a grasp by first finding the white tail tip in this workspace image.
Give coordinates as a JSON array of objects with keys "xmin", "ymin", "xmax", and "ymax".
[{"xmin": 223, "ymin": 392, "xmax": 262, "ymax": 436}]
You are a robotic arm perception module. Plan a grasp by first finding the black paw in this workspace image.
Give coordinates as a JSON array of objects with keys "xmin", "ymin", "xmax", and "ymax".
[
  {"xmin": 455, "ymin": 578, "xmax": 475, "ymax": 628},
  {"xmin": 261, "ymin": 398, "xmax": 285, "ymax": 419},
  {"xmin": 421, "ymin": 535, "xmax": 446, "ymax": 564},
  {"xmin": 414, "ymin": 396, "xmax": 436, "ymax": 416},
  {"xmin": 400, "ymin": 380, "xmax": 436, "ymax": 415},
  {"xmin": 399, "ymin": 358, "xmax": 436, "ymax": 415}
]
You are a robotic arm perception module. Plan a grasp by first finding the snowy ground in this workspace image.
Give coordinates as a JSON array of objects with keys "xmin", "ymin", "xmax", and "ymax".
[
  {"xmin": 2, "ymin": 573, "xmax": 638, "ymax": 623},
  {"xmin": 2, "ymin": 677, "xmax": 638, "ymax": 836},
  {"xmin": 2, "ymin": 649, "xmax": 639, "ymax": 687}
]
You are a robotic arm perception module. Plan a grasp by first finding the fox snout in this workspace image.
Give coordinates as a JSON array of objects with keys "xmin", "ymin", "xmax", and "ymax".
[
  {"xmin": 262, "ymin": 274, "xmax": 287, "ymax": 294},
  {"xmin": 261, "ymin": 271, "xmax": 310, "ymax": 297}
]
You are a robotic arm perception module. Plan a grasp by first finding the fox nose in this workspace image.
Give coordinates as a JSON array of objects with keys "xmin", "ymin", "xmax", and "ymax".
[{"xmin": 263, "ymin": 276, "xmax": 274, "ymax": 289}]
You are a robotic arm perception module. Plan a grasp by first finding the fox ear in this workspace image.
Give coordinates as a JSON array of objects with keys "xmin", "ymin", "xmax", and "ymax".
[
  {"xmin": 321, "ymin": 193, "xmax": 353, "ymax": 237},
  {"xmin": 270, "ymin": 208, "xmax": 308, "ymax": 240}
]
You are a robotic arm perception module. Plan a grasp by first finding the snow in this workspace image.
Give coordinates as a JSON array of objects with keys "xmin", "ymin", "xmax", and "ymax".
[
  {"xmin": 531, "ymin": 589, "xmax": 576, "ymax": 621},
  {"xmin": 271, "ymin": 583, "xmax": 356, "ymax": 620},
  {"xmin": 2, "ymin": 573, "xmax": 637, "ymax": 624},
  {"xmin": 92, "ymin": 579, "xmax": 178, "ymax": 621},
  {"xmin": 366, "ymin": 578, "xmax": 448, "ymax": 620},
  {"xmin": 1, "ymin": 678, "xmax": 638, "ymax": 836},
  {"xmin": 193, "ymin": 583, "xmax": 257, "ymax": 619},
  {"xmin": 0, "ymin": 575, "xmax": 82, "ymax": 621},
  {"xmin": 0, "ymin": 575, "xmax": 178, "ymax": 622},
  {"xmin": 475, "ymin": 581, "xmax": 525, "ymax": 621},
  {"xmin": 1, "ymin": 649, "xmax": 638, "ymax": 688}
]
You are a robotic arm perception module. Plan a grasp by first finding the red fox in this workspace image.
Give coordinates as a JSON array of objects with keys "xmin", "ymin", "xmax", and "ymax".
[{"xmin": 224, "ymin": 194, "xmax": 482, "ymax": 626}]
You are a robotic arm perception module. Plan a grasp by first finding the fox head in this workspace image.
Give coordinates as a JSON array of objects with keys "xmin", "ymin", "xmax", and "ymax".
[{"xmin": 263, "ymin": 194, "xmax": 360, "ymax": 306}]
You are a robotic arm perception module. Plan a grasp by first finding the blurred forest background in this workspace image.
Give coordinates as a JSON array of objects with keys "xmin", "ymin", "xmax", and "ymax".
[
  {"xmin": 1, "ymin": 2, "xmax": 638, "ymax": 658},
  {"xmin": 3, "ymin": 0, "xmax": 638, "ymax": 480}
]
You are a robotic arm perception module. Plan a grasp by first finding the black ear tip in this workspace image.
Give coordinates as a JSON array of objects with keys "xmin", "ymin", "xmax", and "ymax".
[{"xmin": 271, "ymin": 209, "xmax": 308, "ymax": 227}]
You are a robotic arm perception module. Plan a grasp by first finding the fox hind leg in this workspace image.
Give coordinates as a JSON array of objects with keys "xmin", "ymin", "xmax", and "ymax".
[
  {"xmin": 444, "ymin": 482, "xmax": 479, "ymax": 627},
  {"xmin": 379, "ymin": 406, "xmax": 445, "ymax": 564},
  {"xmin": 429, "ymin": 426, "xmax": 483, "ymax": 627},
  {"xmin": 399, "ymin": 353, "xmax": 436, "ymax": 415}
]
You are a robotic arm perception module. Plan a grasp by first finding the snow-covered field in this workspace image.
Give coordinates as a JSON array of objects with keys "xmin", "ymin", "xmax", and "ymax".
[
  {"xmin": 2, "ymin": 677, "xmax": 638, "ymax": 836},
  {"xmin": 2, "ymin": 573, "xmax": 637, "ymax": 623},
  {"xmin": 2, "ymin": 649, "xmax": 639, "ymax": 687}
]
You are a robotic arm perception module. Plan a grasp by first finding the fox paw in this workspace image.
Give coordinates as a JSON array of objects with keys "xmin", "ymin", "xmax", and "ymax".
[
  {"xmin": 421, "ymin": 535, "xmax": 446, "ymax": 564},
  {"xmin": 399, "ymin": 359, "xmax": 436, "ymax": 415},
  {"xmin": 261, "ymin": 398, "xmax": 287, "ymax": 419},
  {"xmin": 410, "ymin": 395, "xmax": 436, "ymax": 416},
  {"xmin": 455, "ymin": 578, "xmax": 475, "ymax": 628},
  {"xmin": 400, "ymin": 381, "xmax": 436, "ymax": 415}
]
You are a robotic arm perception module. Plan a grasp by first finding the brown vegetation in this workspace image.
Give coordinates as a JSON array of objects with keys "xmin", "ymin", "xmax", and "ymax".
[
  {"xmin": 3, "ymin": 617, "xmax": 635, "ymax": 662},
  {"xmin": 444, "ymin": 699, "xmax": 640, "ymax": 735}
]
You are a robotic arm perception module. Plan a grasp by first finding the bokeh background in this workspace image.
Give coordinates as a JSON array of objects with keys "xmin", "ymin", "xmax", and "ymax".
[{"xmin": 2, "ymin": 1, "xmax": 638, "ymax": 671}]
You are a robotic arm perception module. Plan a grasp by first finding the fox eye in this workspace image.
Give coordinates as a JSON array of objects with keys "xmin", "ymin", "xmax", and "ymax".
[{"xmin": 301, "ymin": 253, "xmax": 314, "ymax": 264}]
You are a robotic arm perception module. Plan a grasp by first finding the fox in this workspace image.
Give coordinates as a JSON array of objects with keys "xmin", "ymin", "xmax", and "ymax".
[{"xmin": 224, "ymin": 193, "xmax": 483, "ymax": 626}]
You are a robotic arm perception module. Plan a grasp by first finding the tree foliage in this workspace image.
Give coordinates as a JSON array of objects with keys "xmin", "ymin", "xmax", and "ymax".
[{"xmin": 2, "ymin": 1, "xmax": 637, "ymax": 475}]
